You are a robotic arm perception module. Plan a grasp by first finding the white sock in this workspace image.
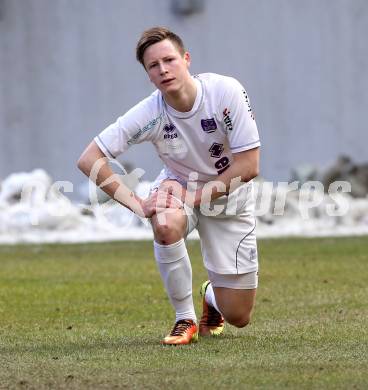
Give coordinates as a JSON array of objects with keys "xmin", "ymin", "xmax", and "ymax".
[
  {"xmin": 205, "ymin": 282, "xmax": 221, "ymax": 313},
  {"xmin": 154, "ymin": 239, "xmax": 196, "ymax": 323}
]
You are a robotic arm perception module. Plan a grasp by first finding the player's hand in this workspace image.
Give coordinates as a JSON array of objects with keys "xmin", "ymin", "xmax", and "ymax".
[
  {"xmin": 158, "ymin": 180, "xmax": 187, "ymax": 203},
  {"xmin": 140, "ymin": 190, "xmax": 183, "ymax": 218},
  {"xmin": 158, "ymin": 180, "xmax": 203, "ymax": 208}
]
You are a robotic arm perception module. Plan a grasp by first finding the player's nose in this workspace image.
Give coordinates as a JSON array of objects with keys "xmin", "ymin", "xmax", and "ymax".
[{"xmin": 159, "ymin": 62, "xmax": 168, "ymax": 75}]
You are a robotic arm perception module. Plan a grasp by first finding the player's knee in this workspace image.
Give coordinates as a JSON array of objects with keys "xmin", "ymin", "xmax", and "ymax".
[
  {"xmin": 153, "ymin": 221, "xmax": 171, "ymax": 241},
  {"xmin": 234, "ymin": 315, "xmax": 250, "ymax": 328},
  {"xmin": 153, "ymin": 212, "xmax": 185, "ymax": 244},
  {"xmin": 226, "ymin": 313, "xmax": 251, "ymax": 328},
  {"xmin": 153, "ymin": 220, "xmax": 178, "ymax": 242}
]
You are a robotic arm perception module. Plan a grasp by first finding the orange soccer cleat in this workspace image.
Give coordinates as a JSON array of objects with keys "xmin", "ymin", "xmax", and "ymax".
[
  {"xmin": 162, "ymin": 319, "xmax": 198, "ymax": 345},
  {"xmin": 199, "ymin": 281, "xmax": 224, "ymax": 337}
]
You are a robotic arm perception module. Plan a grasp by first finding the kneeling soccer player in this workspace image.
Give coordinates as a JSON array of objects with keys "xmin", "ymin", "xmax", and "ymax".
[{"xmin": 78, "ymin": 26, "xmax": 260, "ymax": 345}]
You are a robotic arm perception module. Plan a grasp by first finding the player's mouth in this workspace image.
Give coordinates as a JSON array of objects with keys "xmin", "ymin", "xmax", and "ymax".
[{"xmin": 161, "ymin": 78, "xmax": 175, "ymax": 85}]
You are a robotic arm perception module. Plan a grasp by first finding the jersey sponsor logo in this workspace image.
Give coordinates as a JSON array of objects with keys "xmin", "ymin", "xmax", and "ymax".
[
  {"xmin": 209, "ymin": 142, "xmax": 224, "ymax": 158},
  {"xmin": 201, "ymin": 118, "xmax": 217, "ymax": 133},
  {"xmin": 215, "ymin": 156, "xmax": 230, "ymax": 174},
  {"xmin": 127, "ymin": 113, "xmax": 163, "ymax": 145},
  {"xmin": 163, "ymin": 122, "xmax": 178, "ymax": 139},
  {"xmin": 208, "ymin": 142, "xmax": 230, "ymax": 174},
  {"xmin": 242, "ymin": 90, "xmax": 255, "ymax": 120},
  {"xmin": 223, "ymin": 108, "xmax": 233, "ymax": 131}
]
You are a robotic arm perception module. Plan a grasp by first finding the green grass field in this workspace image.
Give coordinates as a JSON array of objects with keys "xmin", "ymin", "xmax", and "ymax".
[{"xmin": 0, "ymin": 237, "xmax": 367, "ymax": 389}]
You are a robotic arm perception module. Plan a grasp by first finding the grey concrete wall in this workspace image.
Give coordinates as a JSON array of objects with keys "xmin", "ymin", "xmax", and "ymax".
[{"xmin": 1, "ymin": 0, "xmax": 367, "ymax": 196}]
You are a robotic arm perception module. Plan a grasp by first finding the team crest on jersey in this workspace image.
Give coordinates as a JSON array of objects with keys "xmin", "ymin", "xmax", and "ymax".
[
  {"xmin": 163, "ymin": 123, "xmax": 178, "ymax": 139},
  {"xmin": 201, "ymin": 118, "xmax": 217, "ymax": 133}
]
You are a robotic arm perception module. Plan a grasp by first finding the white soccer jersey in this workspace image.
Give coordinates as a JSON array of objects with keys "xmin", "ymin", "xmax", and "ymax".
[{"xmin": 95, "ymin": 73, "xmax": 260, "ymax": 187}]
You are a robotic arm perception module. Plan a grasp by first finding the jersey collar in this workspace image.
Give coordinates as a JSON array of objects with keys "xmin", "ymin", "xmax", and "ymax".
[{"xmin": 163, "ymin": 77, "xmax": 203, "ymax": 119}]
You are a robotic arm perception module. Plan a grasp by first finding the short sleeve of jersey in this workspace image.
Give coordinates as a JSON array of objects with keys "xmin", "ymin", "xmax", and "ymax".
[
  {"xmin": 219, "ymin": 77, "xmax": 260, "ymax": 153},
  {"xmin": 94, "ymin": 94, "xmax": 162, "ymax": 158}
]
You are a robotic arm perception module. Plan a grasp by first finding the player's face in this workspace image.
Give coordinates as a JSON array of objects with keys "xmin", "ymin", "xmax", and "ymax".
[{"xmin": 143, "ymin": 39, "xmax": 191, "ymax": 95}]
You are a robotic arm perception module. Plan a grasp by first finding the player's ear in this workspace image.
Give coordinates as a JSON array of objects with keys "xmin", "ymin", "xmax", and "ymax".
[{"xmin": 184, "ymin": 51, "xmax": 191, "ymax": 68}]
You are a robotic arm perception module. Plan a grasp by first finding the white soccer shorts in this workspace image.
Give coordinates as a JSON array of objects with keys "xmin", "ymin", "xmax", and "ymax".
[{"xmin": 151, "ymin": 170, "xmax": 259, "ymax": 276}]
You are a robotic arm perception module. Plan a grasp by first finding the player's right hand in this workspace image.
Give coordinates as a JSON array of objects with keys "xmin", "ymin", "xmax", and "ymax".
[{"xmin": 140, "ymin": 189, "xmax": 183, "ymax": 218}]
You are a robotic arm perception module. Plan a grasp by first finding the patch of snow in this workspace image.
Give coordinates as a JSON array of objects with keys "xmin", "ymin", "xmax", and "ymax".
[{"xmin": 0, "ymin": 170, "xmax": 367, "ymax": 244}]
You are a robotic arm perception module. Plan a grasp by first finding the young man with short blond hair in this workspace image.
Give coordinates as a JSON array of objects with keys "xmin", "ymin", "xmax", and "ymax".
[{"xmin": 78, "ymin": 26, "xmax": 260, "ymax": 345}]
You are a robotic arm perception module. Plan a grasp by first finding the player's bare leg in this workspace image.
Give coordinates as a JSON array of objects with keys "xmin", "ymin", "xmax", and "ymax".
[
  {"xmin": 152, "ymin": 208, "xmax": 186, "ymax": 245},
  {"xmin": 151, "ymin": 181, "xmax": 198, "ymax": 345},
  {"xmin": 213, "ymin": 287, "xmax": 256, "ymax": 328}
]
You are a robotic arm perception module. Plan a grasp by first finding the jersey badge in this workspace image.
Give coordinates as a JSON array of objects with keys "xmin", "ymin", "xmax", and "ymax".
[{"xmin": 201, "ymin": 118, "xmax": 217, "ymax": 133}]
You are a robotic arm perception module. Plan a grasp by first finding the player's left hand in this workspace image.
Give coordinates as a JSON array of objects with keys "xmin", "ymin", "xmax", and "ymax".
[
  {"xmin": 140, "ymin": 188, "xmax": 183, "ymax": 218},
  {"xmin": 158, "ymin": 180, "xmax": 186, "ymax": 203}
]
